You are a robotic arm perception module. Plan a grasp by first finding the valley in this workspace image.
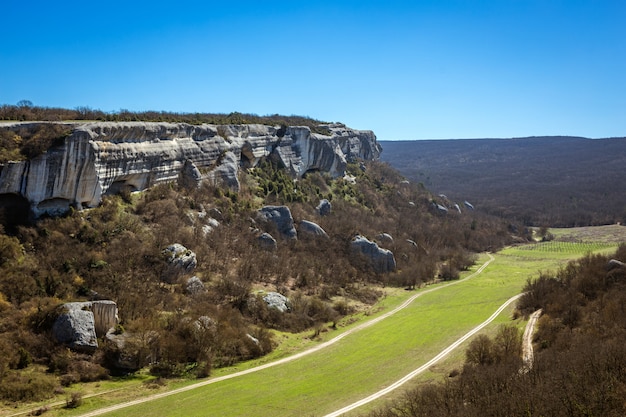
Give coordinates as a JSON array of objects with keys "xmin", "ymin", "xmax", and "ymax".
[{"xmin": 5, "ymin": 226, "xmax": 620, "ymax": 417}]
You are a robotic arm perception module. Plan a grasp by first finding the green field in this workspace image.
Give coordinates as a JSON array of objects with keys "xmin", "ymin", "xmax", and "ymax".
[{"xmin": 29, "ymin": 227, "xmax": 626, "ymax": 417}]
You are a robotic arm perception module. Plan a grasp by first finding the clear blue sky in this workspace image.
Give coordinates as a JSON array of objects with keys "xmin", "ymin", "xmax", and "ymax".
[{"xmin": 2, "ymin": 1, "xmax": 625, "ymax": 140}]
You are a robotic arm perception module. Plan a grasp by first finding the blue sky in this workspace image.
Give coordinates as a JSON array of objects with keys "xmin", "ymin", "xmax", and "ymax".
[{"xmin": 1, "ymin": 1, "xmax": 625, "ymax": 140}]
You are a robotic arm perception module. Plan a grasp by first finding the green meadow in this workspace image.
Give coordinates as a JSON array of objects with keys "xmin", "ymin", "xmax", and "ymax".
[{"xmin": 52, "ymin": 228, "xmax": 624, "ymax": 417}]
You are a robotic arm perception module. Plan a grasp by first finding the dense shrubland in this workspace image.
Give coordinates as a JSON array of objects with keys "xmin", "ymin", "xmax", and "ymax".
[
  {"xmin": 366, "ymin": 247, "xmax": 626, "ymax": 417},
  {"xmin": 0, "ymin": 123, "xmax": 72, "ymax": 163},
  {"xmin": 0, "ymin": 157, "xmax": 520, "ymax": 404}
]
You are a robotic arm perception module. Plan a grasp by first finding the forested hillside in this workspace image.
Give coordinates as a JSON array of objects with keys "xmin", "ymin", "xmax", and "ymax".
[
  {"xmin": 380, "ymin": 137, "xmax": 626, "ymax": 227},
  {"xmin": 0, "ymin": 154, "xmax": 521, "ymax": 404}
]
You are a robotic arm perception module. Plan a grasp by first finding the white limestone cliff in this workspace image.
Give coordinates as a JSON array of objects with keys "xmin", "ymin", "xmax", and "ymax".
[{"xmin": 0, "ymin": 121, "xmax": 380, "ymax": 217}]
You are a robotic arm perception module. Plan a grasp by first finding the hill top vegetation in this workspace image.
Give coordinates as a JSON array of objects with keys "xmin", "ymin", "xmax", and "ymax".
[
  {"xmin": 0, "ymin": 102, "xmax": 335, "ymax": 133},
  {"xmin": 0, "ymin": 153, "xmax": 521, "ymax": 405}
]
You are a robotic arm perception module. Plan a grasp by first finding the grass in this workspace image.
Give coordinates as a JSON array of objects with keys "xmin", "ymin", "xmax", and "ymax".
[{"xmin": 21, "ymin": 231, "xmax": 624, "ymax": 417}]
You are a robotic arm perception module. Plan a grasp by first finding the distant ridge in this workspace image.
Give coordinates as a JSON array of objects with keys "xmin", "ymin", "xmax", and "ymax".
[{"xmin": 380, "ymin": 136, "xmax": 626, "ymax": 227}]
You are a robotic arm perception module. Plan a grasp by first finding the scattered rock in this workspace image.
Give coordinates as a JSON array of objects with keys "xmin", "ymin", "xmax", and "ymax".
[
  {"xmin": 257, "ymin": 206, "xmax": 297, "ymax": 240},
  {"xmin": 607, "ymin": 259, "xmax": 625, "ymax": 271},
  {"xmin": 194, "ymin": 316, "xmax": 216, "ymax": 334},
  {"xmin": 185, "ymin": 276, "xmax": 205, "ymax": 295},
  {"xmin": 435, "ymin": 203, "xmax": 448, "ymax": 214},
  {"xmin": 376, "ymin": 233, "xmax": 394, "ymax": 245},
  {"xmin": 202, "ymin": 218, "xmax": 220, "ymax": 235},
  {"xmin": 351, "ymin": 235, "xmax": 396, "ymax": 273},
  {"xmin": 316, "ymin": 199, "xmax": 332, "ymax": 216},
  {"xmin": 299, "ymin": 220, "xmax": 329, "ymax": 239},
  {"xmin": 208, "ymin": 207, "xmax": 223, "ymax": 221},
  {"xmin": 257, "ymin": 232, "xmax": 277, "ymax": 251},
  {"xmin": 246, "ymin": 334, "xmax": 260, "ymax": 345}
]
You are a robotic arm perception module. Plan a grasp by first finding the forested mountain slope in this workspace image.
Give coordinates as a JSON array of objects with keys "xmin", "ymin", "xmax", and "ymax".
[{"xmin": 380, "ymin": 137, "xmax": 626, "ymax": 227}]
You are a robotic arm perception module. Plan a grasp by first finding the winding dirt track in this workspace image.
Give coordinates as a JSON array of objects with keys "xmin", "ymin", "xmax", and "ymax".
[
  {"xmin": 521, "ymin": 309, "xmax": 542, "ymax": 373},
  {"xmin": 75, "ymin": 254, "xmax": 495, "ymax": 417}
]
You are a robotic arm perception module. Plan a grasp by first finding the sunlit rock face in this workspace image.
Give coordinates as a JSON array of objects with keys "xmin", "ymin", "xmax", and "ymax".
[{"xmin": 0, "ymin": 122, "xmax": 380, "ymax": 217}]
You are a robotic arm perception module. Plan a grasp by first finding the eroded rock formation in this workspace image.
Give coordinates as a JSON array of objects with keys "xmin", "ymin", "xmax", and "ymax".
[
  {"xmin": 257, "ymin": 205, "xmax": 297, "ymax": 240},
  {"xmin": 0, "ymin": 121, "xmax": 380, "ymax": 217},
  {"xmin": 52, "ymin": 300, "xmax": 119, "ymax": 352}
]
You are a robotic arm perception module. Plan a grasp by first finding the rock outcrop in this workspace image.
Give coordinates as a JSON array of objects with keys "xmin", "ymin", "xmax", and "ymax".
[
  {"xmin": 257, "ymin": 205, "xmax": 297, "ymax": 240},
  {"xmin": 162, "ymin": 243, "xmax": 197, "ymax": 283},
  {"xmin": 351, "ymin": 235, "xmax": 396, "ymax": 274},
  {"xmin": 0, "ymin": 121, "xmax": 380, "ymax": 217},
  {"xmin": 52, "ymin": 300, "xmax": 119, "ymax": 352},
  {"xmin": 263, "ymin": 292, "xmax": 290, "ymax": 312}
]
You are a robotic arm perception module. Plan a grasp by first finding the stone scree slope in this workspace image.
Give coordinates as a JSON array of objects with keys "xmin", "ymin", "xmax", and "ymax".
[{"xmin": 0, "ymin": 122, "xmax": 380, "ymax": 217}]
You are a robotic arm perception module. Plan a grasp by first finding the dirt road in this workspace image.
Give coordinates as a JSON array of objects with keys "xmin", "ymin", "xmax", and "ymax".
[{"xmin": 521, "ymin": 309, "xmax": 542, "ymax": 373}]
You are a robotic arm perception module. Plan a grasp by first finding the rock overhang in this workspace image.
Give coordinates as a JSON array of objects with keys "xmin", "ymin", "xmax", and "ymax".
[{"xmin": 0, "ymin": 121, "xmax": 380, "ymax": 217}]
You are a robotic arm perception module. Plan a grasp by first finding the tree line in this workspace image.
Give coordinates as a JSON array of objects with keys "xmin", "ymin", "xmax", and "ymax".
[{"xmin": 0, "ymin": 103, "xmax": 334, "ymax": 134}]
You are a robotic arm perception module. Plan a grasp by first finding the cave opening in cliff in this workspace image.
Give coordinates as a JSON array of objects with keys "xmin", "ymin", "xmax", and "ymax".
[
  {"xmin": 105, "ymin": 180, "xmax": 139, "ymax": 196},
  {"xmin": 240, "ymin": 143, "xmax": 255, "ymax": 169},
  {"xmin": 0, "ymin": 193, "xmax": 32, "ymax": 234}
]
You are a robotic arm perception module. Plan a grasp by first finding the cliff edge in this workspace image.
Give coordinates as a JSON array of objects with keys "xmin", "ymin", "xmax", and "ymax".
[{"xmin": 0, "ymin": 121, "xmax": 380, "ymax": 217}]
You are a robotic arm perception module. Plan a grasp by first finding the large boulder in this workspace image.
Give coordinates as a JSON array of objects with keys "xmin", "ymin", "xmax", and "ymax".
[
  {"xmin": 257, "ymin": 206, "xmax": 297, "ymax": 240},
  {"xmin": 263, "ymin": 292, "xmax": 290, "ymax": 312},
  {"xmin": 52, "ymin": 301, "xmax": 119, "ymax": 353},
  {"xmin": 163, "ymin": 243, "xmax": 197, "ymax": 272},
  {"xmin": 351, "ymin": 235, "xmax": 396, "ymax": 273},
  {"xmin": 299, "ymin": 220, "xmax": 328, "ymax": 239}
]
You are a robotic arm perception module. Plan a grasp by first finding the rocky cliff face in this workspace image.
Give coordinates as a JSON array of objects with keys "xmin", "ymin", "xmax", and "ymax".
[{"xmin": 0, "ymin": 122, "xmax": 380, "ymax": 217}]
